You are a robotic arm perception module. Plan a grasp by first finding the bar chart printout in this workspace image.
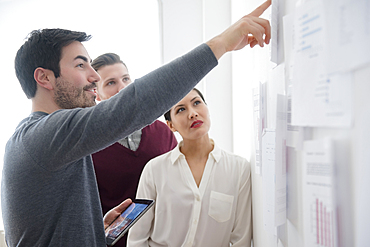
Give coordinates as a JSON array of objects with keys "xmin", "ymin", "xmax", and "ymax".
[
  {"xmin": 302, "ymin": 139, "xmax": 337, "ymax": 247},
  {"xmin": 310, "ymin": 197, "xmax": 335, "ymax": 247}
]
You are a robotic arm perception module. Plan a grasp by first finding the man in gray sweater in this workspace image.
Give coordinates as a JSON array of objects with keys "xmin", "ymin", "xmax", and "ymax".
[{"xmin": 1, "ymin": 1, "xmax": 271, "ymax": 246}]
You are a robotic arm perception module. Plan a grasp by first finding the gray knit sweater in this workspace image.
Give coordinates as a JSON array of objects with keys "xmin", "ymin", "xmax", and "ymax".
[{"xmin": 1, "ymin": 43, "xmax": 217, "ymax": 246}]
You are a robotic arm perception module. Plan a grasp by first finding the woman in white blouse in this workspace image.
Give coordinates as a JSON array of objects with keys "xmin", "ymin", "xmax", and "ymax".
[{"xmin": 127, "ymin": 88, "xmax": 252, "ymax": 247}]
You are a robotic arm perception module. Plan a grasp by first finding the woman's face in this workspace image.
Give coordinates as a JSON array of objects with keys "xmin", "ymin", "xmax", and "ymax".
[{"xmin": 167, "ymin": 90, "xmax": 211, "ymax": 141}]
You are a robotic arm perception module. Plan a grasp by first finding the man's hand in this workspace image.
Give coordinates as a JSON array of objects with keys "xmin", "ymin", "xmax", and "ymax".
[
  {"xmin": 206, "ymin": 0, "xmax": 271, "ymax": 60},
  {"xmin": 103, "ymin": 198, "xmax": 133, "ymax": 229}
]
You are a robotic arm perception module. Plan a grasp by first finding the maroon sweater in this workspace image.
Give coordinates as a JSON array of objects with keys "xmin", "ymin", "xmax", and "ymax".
[{"xmin": 92, "ymin": 120, "xmax": 177, "ymax": 247}]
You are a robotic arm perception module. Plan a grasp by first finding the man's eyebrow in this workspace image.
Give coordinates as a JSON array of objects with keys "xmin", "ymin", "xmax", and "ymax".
[
  {"xmin": 74, "ymin": 55, "xmax": 91, "ymax": 63},
  {"xmin": 103, "ymin": 74, "xmax": 130, "ymax": 83},
  {"xmin": 103, "ymin": 77, "xmax": 116, "ymax": 83}
]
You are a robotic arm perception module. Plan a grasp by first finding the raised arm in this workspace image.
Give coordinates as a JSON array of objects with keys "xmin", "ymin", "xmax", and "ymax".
[{"xmin": 22, "ymin": 0, "xmax": 271, "ymax": 168}]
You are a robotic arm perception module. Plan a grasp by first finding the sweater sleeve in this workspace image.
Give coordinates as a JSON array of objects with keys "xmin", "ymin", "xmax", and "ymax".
[{"xmin": 23, "ymin": 44, "xmax": 217, "ymax": 170}]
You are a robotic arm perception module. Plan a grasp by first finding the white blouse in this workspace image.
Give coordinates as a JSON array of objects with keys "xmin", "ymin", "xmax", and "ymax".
[{"xmin": 127, "ymin": 140, "xmax": 252, "ymax": 247}]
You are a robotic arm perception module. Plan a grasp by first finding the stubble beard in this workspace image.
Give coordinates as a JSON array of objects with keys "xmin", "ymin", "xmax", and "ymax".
[{"xmin": 54, "ymin": 77, "xmax": 96, "ymax": 109}]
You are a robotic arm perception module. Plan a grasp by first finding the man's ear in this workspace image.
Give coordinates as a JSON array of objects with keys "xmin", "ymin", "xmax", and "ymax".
[
  {"xmin": 34, "ymin": 67, "xmax": 55, "ymax": 90},
  {"xmin": 166, "ymin": 120, "xmax": 177, "ymax": 132}
]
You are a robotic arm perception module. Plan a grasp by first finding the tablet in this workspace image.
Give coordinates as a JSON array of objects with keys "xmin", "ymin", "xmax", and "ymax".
[{"xmin": 105, "ymin": 199, "xmax": 155, "ymax": 246}]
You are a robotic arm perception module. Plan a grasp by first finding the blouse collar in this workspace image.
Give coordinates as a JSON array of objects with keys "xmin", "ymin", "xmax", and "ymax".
[{"xmin": 170, "ymin": 139, "xmax": 222, "ymax": 164}]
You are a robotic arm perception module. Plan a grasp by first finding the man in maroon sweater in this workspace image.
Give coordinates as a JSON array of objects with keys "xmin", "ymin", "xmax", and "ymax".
[{"xmin": 91, "ymin": 53, "xmax": 177, "ymax": 247}]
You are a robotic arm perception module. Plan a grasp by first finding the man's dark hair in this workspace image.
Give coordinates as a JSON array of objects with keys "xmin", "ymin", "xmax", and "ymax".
[
  {"xmin": 164, "ymin": 88, "xmax": 206, "ymax": 121},
  {"xmin": 15, "ymin": 28, "xmax": 92, "ymax": 99},
  {"xmin": 91, "ymin": 53, "xmax": 127, "ymax": 72}
]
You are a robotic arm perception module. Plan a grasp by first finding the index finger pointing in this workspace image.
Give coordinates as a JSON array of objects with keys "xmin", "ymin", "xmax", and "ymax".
[{"xmin": 249, "ymin": 0, "xmax": 271, "ymax": 17}]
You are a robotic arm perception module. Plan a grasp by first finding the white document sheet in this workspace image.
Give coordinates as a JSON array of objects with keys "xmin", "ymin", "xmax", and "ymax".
[
  {"xmin": 270, "ymin": 0, "xmax": 281, "ymax": 65},
  {"xmin": 291, "ymin": 0, "xmax": 352, "ymax": 127},
  {"xmin": 275, "ymin": 94, "xmax": 287, "ymax": 226},
  {"xmin": 262, "ymin": 128, "xmax": 276, "ymax": 234},
  {"xmin": 286, "ymin": 84, "xmax": 305, "ymax": 149},
  {"xmin": 262, "ymin": 96, "xmax": 287, "ymax": 234},
  {"xmin": 252, "ymin": 82, "xmax": 266, "ymax": 175},
  {"xmin": 356, "ymin": 142, "xmax": 370, "ymax": 247},
  {"xmin": 283, "ymin": 12, "xmax": 305, "ymax": 149},
  {"xmin": 325, "ymin": 0, "xmax": 370, "ymax": 73},
  {"xmin": 283, "ymin": 12, "xmax": 295, "ymax": 85},
  {"xmin": 302, "ymin": 139, "xmax": 337, "ymax": 247}
]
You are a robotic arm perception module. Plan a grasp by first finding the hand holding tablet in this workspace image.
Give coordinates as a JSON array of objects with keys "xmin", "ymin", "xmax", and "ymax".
[{"xmin": 105, "ymin": 199, "xmax": 155, "ymax": 246}]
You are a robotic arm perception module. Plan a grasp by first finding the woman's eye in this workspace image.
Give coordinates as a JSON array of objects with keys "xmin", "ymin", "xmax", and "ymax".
[
  {"xmin": 107, "ymin": 81, "xmax": 115, "ymax": 86},
  {"xmin": 123, "ymin": 77, "xmax": 130, "ymax": 82},
  {"xmin": 176, "ymin": 107, "xmax": 185, "ymax": 114},
  {"xmin": 77, "ymin": 64, "xmax": 84, "ymax": 68},
  {"xmin": 194, "ymin": 100, "xmax": 201, "ymax": 106}
]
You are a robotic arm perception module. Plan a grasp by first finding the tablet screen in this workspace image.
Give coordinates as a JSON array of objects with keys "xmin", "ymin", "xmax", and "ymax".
[{"xmin": 105, "ymin": 200, "xmax": 154, "ymax": 245}]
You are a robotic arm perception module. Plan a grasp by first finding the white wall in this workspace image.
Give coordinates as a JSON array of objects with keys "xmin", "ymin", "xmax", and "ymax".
[
  {"xmin": 160, "ymin": 0, "xmax": 370, "ymax": 247},
  {"xmin": 159, "ymin": 0, "xmax": 234, "ymax": 152}
]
